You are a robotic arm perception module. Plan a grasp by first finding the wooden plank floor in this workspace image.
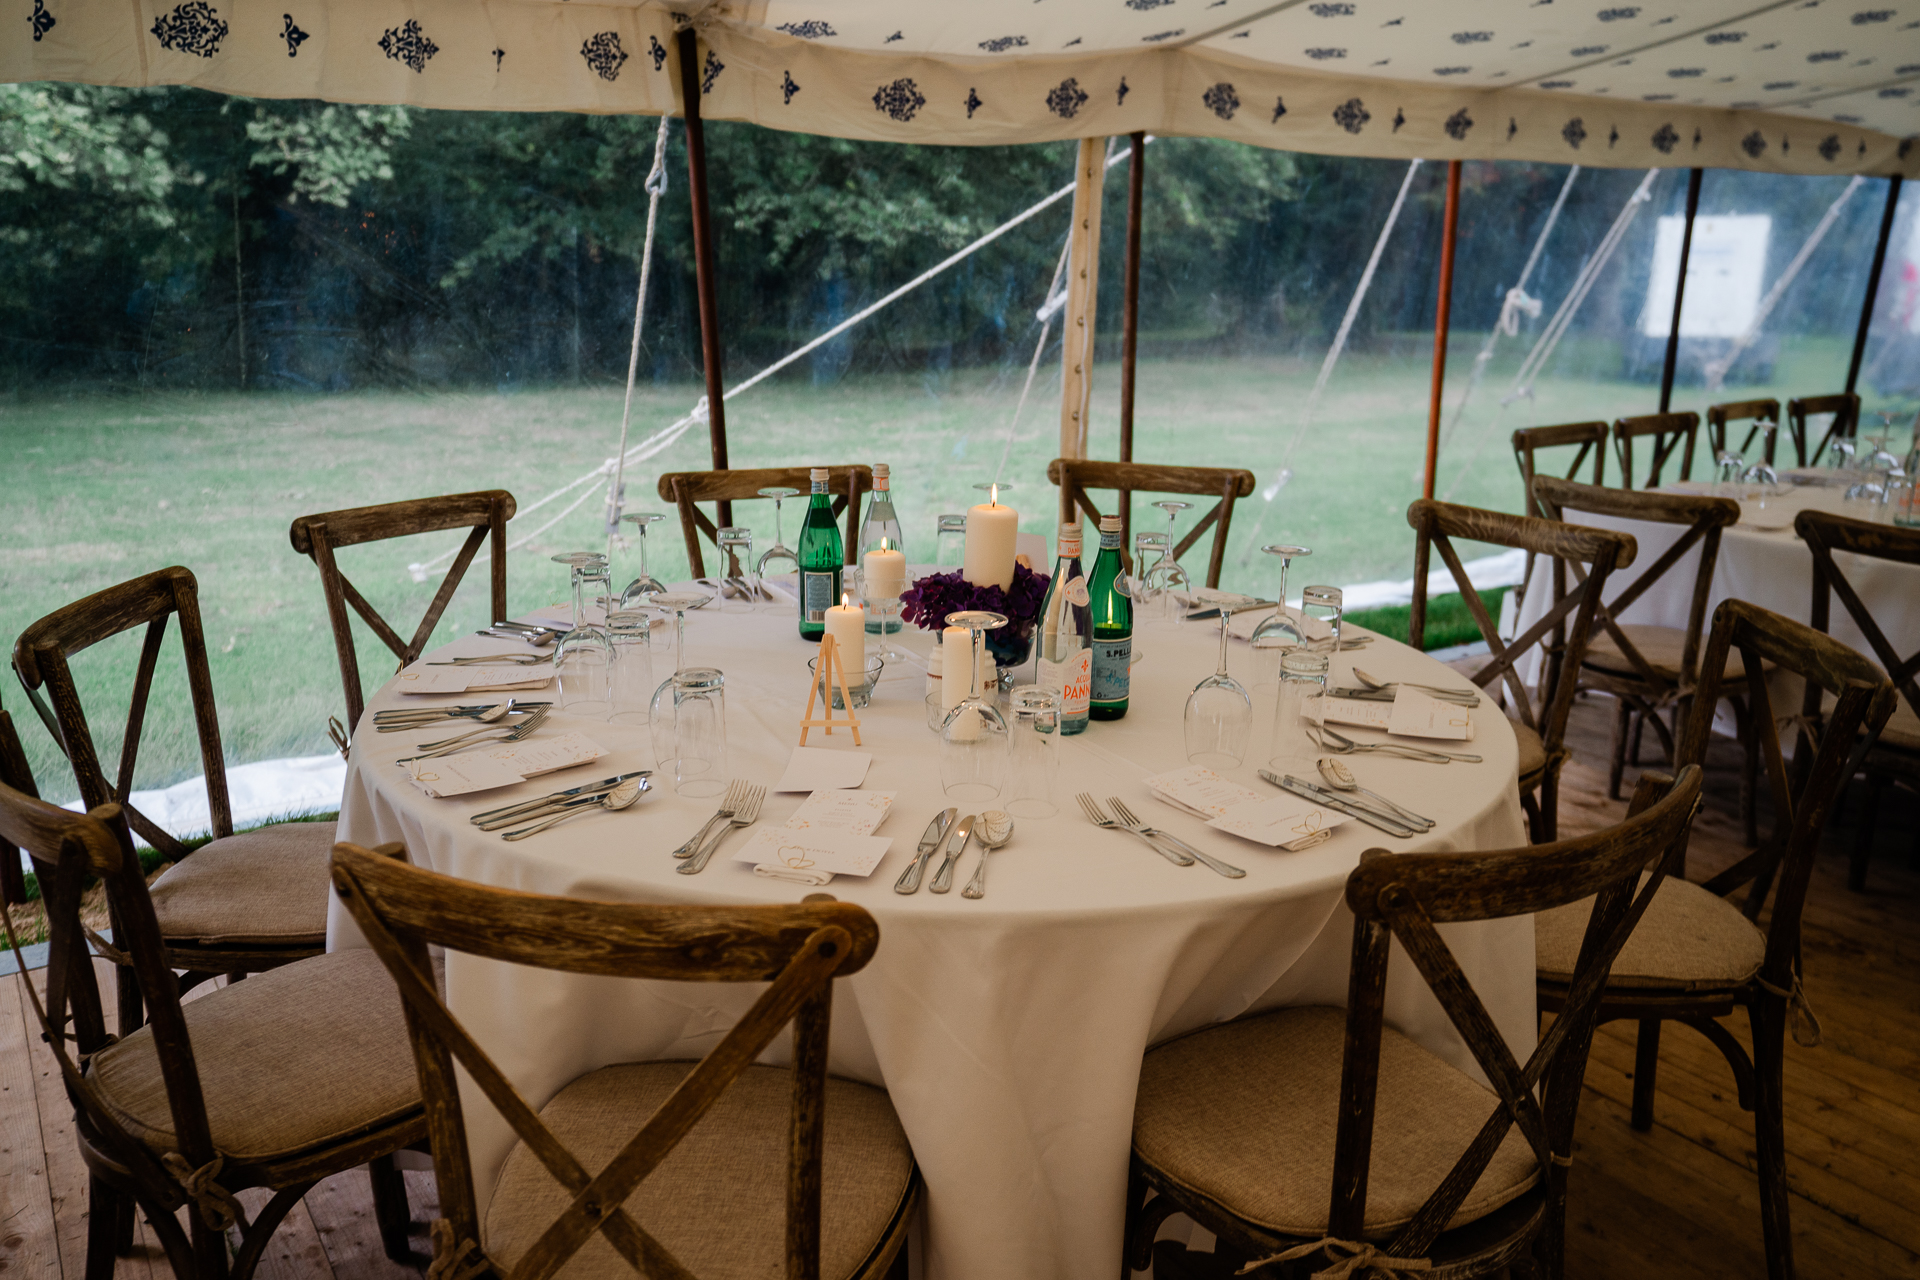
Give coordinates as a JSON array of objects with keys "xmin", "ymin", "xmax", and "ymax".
[{"xmin": 3, "ymin": 695, "xmax": 1916, "ymax": 1278}]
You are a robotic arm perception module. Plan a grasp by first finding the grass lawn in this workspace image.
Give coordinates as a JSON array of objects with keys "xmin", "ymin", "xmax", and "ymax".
[{"xmin": 0, "ymin": 337, "xmax": 1882, "ymax": 801}]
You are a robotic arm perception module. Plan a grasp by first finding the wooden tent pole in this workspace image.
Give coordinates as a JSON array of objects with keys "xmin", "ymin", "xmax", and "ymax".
[
  {"xmin": 1847, "ymin": 174, "xmax": 1903, "ymax": 396},
  {"xmin": 1059, "ymin": 139, "xmax": 1108, "ymax": 509},
  {"xmin": 1118, "ymin": 131, "xmax": 1145, "ymax": 555},
  {"xmin": 1659, "ymin": 168, "xmax": 1704, "ymax": 414},
  {"xmin": 677, "ymin": 27, "xmax": 731, "ymax": 524},
  {"xmin": 1422, "ymin": 160, "xmax": 1462, "ymax": 502}
]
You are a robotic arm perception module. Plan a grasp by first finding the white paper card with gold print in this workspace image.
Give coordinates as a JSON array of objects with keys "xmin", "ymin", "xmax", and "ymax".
[
  {"xmin": 784, "ymin": 789, "xmax": 896, "ymax": 836},
  {"xmin": 734, "ymin": 827, "xmax": 893, "ymax": 879},
  {"xmin": 1207, "ymin": 796, "xmax": 1351, "ymax": 849},
  {"xmin": 405, "ymin": 731, "xmax": 608, "ymax": 798},
  {"xmin": 393, "ymin": 664, "xmax": 554, "ymax": 695},
  {"xmin": 1387, "ymin": 688, "xmax": 1476, "ymax": 741},
  {"xmin": 1308, "ymin": 696, "xmax": 1394, "ymax": 732},
  {"xmin": 1142, "ymin": 765, "xmax": 1265, "ymax": 820}
]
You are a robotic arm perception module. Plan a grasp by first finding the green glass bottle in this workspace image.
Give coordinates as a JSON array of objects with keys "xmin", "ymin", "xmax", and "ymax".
[
  {"xmin": 1087, "ymin": 514, "xmax": 1132, "ymax": 720},
  {"xmin": 796, "ymin": 467, "xmax": 844, "ymax": 640}
]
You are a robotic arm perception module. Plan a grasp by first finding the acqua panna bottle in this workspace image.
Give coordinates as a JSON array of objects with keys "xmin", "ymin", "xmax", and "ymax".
[{"xmin": 1033, "ymin": 521, "xmax": 1091, "ymax": 734}]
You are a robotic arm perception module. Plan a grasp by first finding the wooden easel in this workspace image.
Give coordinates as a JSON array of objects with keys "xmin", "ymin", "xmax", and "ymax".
[{"xmin": 799, "ymin": 634, "xmax": 863, "ymax": 746}]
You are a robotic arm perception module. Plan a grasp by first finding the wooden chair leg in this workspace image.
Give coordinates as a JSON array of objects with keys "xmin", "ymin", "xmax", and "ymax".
[
  {"xmin": 84, "ymin": 1178, "xmax": 124, "ymax": 1280},
  {"xmin": 116, "ymin": 964, "xmax": 144, "ymax": 1039},
  {"xmin": 1520, "ymin": 789, "xmax": 1544, "ymax": 845},
  {"xmin": 114, "ymin": 1182, "xmax": 136, "ymax": 1254},
  {"xmin": 1608, "ymin": 697, "xmax": 1631, "ymax": 801},
  {"xmin": 1742, "ymin": 717, "xmax": 1761, "ymax": 848},
  {"xmin": 1629, "ymin": 707, "xmax": 1647, "ymax": 769},
  {"xmin": 1849, "ymin": 775, "xmax": 1885, "ymax": 893},
  {"xmin": 1750, "ymin": 998, "xmax": 1797, "ymax": 1280},
  {"xmin": 368, "ymin": 1155, "xmax": 413, "ymax": 1262},
  {"xmin": 1631, "ymin": 1019, "xmax": 1662, "ymax": 1132}
]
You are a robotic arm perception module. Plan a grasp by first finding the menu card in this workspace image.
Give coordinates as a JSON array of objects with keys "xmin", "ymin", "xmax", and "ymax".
[
  {"xmin": 1205, "ymin": 796, "xmax": 1349, "ymax": 849},
  {"xmin": 1142, "ymin": 765, "xmax": 1264, "ymax": 819},
  {"xmin": 1386, "ymin": 688, "xmax": 1476, "ymax": 742},
  {"xmin": 392, "ymin": 664, "xmax": 553, "ymax": 695},
  {"xmin": 404, "ymin": 731, "xmax": 607, "ymax": 797}
]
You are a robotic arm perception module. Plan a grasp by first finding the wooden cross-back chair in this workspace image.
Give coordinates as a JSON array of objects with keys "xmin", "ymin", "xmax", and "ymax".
[
  {"xmin": 1045, "ymin": 458, "xmax": 1256, "ymax": 589},
  {"xmin": 1530, "ymin": 477, "xmax": 1757, "ymax": 835},
  {"xmin": 1706, "ymin": 397, "xmax": 1783, "ymax": 465},
  {"xmin": 1796, "ymin": 510, "xmax": 1920, "ymax": 890},
  {"xmin": 330, "ymin": 843, "xmax": 921, "ymax": 1280},
  {"xmin": 0, "ymin": 699, "xmax": 32, "ymax": 904},
  {"xmin": 14, "ymin": 566, "xmax": 338, "ymax": 1033},
  {"xmin": 656, "ymin": 466, "xmax": 872, "ymax": 579},
  {"xmin": 1126, "ymin": 765, "xmax": 1705, "ymax": 1280},
  {"xmin": 1406, "ymin": 499, "xmax": 1636, "ymax": 843},
  {"xmin": 0, "ymin": 793, "xmax": 424, "ymax": 1280},
  {"xmin": 1512, "ymin": 422, "xmax": 1608, "ymax": 518},
  {"xmin": 1613, "ymin": 411, "xmax": 1699, "ymax": 489},
  {"xmin": 1536, "ymin": 598, "xmax": 1895, "ymax": 1280},
  {"xmin": 289, "ymin": 490, "xmax": 515, "ymax": 740},
  {"xmin": 1786, "ymin": 393, "xmax": 1859, "ymax": 467}
]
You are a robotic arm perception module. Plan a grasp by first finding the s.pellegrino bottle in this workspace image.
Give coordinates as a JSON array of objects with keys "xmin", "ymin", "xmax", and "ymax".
[
  {"xmin": 858, "ymin": 463, "xmax": 904, "ymax": 559},
  {"xmin": 1034, "ymin": 522, "xmax": 1091, "ymax": 735},
  {"xmin": 1088, "ymin": 514, "xmax": 1132, "ymax": 720},
  {"xmin": 796, "ymin": 467, "xmax": 843, "ymax": 641}
]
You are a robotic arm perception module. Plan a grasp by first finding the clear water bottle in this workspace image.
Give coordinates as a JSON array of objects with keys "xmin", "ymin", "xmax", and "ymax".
[{"xmin": 1033, "ymin": 522, "xmax": 1091, "ymax": 735}]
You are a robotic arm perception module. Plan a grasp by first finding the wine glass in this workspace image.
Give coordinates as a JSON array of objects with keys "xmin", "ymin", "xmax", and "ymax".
[
  {"xmin": 618, "ymin": 513, "xmax": 666, "ymax": 607},
  {"xmin": 1830, "ymin": 437, "xmax": 1858, "ymax": 474},
  {"xmin": 935, "ymin": 514, "xmax": 968, "ymax": 567},
  {"xmin": 550, "ymin": 551, "xmax": 606, "ymax": 625},
  {"xmin": 1185, "ymin": 607, "xmax": 1253, "ymax": 768},
  {"xmin": 1149, "ymin": 501, "xmax": 1194, "ymax": 617},
  {"xmin": 939, "ymin": 610, "xmax": 1010, "ymax": 802},
  {"xmin": 607, "ymin": 609, "xmax": 654, "ymax": 726},
  {"xmin": 1714, "ymin": 450, "xmax": 1745, "ymax": 499},
  {"xmin": 716, "ymin": 525, "xmax": 755, "ymax": 611},
  {"xmin": 1131, "ymin": 530, "xmax": 1168, "ymax": 622},
  {"xmin": 647, "ymin": 591, "xmax": 712, "ymax": 764},
  {"xmin": 1250, "ymin": 544, "xmax": 1310, "ymax": 693},
  {"xmin": 553, "ymin": 557, "xmax": 614, "ymax": 719},
  {"xmin": 755, "ymin": 486, "xmax": 801, "ymax": 599},
  {"xmin": 1740, "ymin": 422, "xmax": 1780, "ymax": 493}
]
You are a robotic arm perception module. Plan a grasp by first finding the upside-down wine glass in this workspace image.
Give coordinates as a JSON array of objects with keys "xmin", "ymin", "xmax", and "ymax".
[
  {"xmin": 618, "ymin": 513, "xmax": 667, "ymax": 608},
  {"xmin": 553, "ymin": 555, "xmax": 614, "ymax": 719},
  {"xmin": 1250, "ymin": 544, "xmax": 1310, "ymax": 693},
  {"xmin": 939, "ymin": 610, "xmax": 1010, "ymax": 802},
  {"xmin": 1185, "ymin": 606, "xmax": 1253, "ymax": 768},
  {"xmin": 716, "ymin": 525, "xmax": 756, "ymax": 612},
  {"xmin": 1131, "ymin": 529, "xmax": 1169, "ymax": 625},
  {"xmin": 1149, "ymin": 500, "xmax": 1194, "ymax": 620},
  {"xmin": 647, "ymin": 591, "xmax": 714, "ymax": 763},
  {"xmin": 755, "ymin": 487, "xmax": 801, "ymax": 609},
  {"xmin": 1740, "ymin": 421, "xmax": 1780, "ymax": 493}
]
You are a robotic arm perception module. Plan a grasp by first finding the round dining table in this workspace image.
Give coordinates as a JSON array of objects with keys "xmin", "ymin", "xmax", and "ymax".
[{"xmin": 326, "ymin": 595, "xmax": 1534, "ymax": 1280}]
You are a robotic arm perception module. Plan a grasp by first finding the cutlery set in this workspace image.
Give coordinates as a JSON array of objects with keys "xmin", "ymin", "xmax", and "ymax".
[
  {"xmin": 395, "ymin": 706, "xmax": 551, "ymax": 763},
  {"xmin": 1258, "ymin": 768, "xmax": 1433, "ymax": 839},
  {"xmin": 1076, "ymin": 795, "xmax": 1246, "ymax": 878},
  {"xmin": 469, "ymin": 771, "xmax": 653, "ymax": 831},
  {"xmin": 893, "ymin": 808, "xmax": 1015, "ymax": 898},
  {"xmin": 675, "ymin": 781, "xmax": 767, "ymax": 874}
]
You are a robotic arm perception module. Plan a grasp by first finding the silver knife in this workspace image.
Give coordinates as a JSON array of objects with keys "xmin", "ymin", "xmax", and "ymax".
[
  {"xmin": 1185, "ymin": 598, "xmax": 1277, "ymax": 621},
  {"xmin": 1258, "ymin": 770, "xmax": 1420, "ymax": 838},
  {"xmin": 928, "ymin": 813, "xmax": 976, "ymax": 894},
  {"xmin": 468, "ymin": 771, "xmax": 651, "ymax": 826},
  {"xmin": 894, "ymin": 808, "xmax": 957, "ymax": 894}
]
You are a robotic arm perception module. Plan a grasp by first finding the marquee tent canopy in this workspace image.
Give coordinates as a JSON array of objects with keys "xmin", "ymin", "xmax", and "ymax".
[{"xmin": 10, "ymin": 0, "xmax": 1920, "ymax": 177}]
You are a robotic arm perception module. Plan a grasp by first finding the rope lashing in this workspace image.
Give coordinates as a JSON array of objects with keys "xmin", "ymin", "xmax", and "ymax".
[
  {"xmin": 1497, "ymin": 287, "xmax": 1544, "ymax": 336},
  {"xmin": 427, "ymin": 1219, "xmax": 492, "ymax": 1280},
  {"xmin": 1236, "ymin": 1237, "xmax": 1434, "ymax": 1279},
  {"xmin": 1756, "ymin": 971, "xmax": 1824, "ymax": 1048},
  {"xmin": 161, "ymin": 1152, "xmax": 245, "ymax": 1231},
  {"xmin": 605, "ymin": 113, "xmax": 674, "ymax": 547}
]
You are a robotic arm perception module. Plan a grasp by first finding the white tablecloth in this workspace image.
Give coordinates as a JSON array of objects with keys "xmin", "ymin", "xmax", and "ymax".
[{"xmin": 328, "ymin": 607, "xmax": 1533, "ymax": 1280}]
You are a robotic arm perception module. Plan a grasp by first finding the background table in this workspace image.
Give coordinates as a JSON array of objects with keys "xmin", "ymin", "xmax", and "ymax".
[{"xmin": 328, "ymin": 605, "xmax": 1532, "ymax": 1280}]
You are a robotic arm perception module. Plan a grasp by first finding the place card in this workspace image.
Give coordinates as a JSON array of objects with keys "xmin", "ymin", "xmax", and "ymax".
[
  {"xmin": 784, "ymin": 789, "xmax": 896, "ymax": 836},
  {"xmin": 1307, "ymin": 696, "xmax": 1394, "ymax": 732},
  {"xmin": 392, "ymin": 665, "xmax": 554, "ymax": 695},
  {"xmin": 1386, "ymin": 688, "xmax": 1476, "ymax": 742},
  {"xmin": 1206, "ymin": 796, "xmax": 1350, "ymax": 849},
  {"xmin": 734, "ymin": 827, "xmax": 893, "ymax": 882},
  {"xmin": 773, "ymin": 746, "xmax": 872, "ymax": 792},
  {"xmin": 405, "ymin": 731, "xmax": 607, "ymax": 797},
  {"xmin": 1143, "ymin": 765, "xmax": 1265, "ymax": 820}
]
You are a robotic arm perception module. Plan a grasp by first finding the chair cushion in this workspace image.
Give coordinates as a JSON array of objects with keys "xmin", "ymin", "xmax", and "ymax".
[
  {"xmin": 1584, "ymin": 625, "xmax": 1746, "ymax": 683},
  {"xmin": 1132, "ymin": 1006, "xmax": 1538, "ymax": 1239},
  {"xmin": 484, "ymin": 1063, "xmax": 913, "ymax": 1280},
  {"xmin": 1513, "ymin": 721, "xmax": 1547, "ymax": 781},
  {"xmin": 1535, "ymin": 872, "xmax": 1765, "ymax": 991},
  {"xmin": 88, "ymin": 948, "xmax": 422, "ymax": 1164},
  {"xmin": 149, "ymin": 820, "xmax": 334, "ymax": 946}
]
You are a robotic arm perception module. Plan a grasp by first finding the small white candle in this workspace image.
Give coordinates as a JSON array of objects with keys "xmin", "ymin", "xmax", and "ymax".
[
  {"xmin": 825, "ymin": 594, "xmax": 866, "ymax": 677},
  {"xmin": 863, "ymin": 546, "xmax": 906, "ymax": 600},
  {"xmin": 962, "ymin": 484, "xmax": 1019, "ymax": 592},
  {"xmin": 942, "ymin": 625, "xmax": 972, "ymax": 712}
]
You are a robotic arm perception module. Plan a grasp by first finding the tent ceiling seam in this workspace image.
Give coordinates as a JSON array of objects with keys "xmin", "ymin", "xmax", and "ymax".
[
  {"xmin": 1505, "ymin": 0, "xmax": 1803, "ymax": 91},
  {"xmin": 1170, "ymin": 0, "xmax": 1314, "ymax": 52}
]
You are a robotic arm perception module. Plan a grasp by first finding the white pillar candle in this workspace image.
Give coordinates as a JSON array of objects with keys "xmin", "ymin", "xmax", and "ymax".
[
  {"xmin": 941, "ymin": 625, "xmax": 972, "ymax": 712},
  {"xmin": 863, "ymin": 547, "xmax": 906, "ymax": 600},
  {"xmin": 825, "ymin": 595, "xmax": 866, "ymax": 677},
  {"xmin": 962, "ymin": 485, "xmax": 1019, "ymax": 591}
]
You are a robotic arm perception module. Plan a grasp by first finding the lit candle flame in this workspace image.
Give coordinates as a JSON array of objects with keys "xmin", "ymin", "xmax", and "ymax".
[
  {"xmin": 990, "ymin": 482, "xmax": 999, "ymax": 507},
  {"xmin": 842, "ymin": 592, "xmax": 851, "ymax": 607}
]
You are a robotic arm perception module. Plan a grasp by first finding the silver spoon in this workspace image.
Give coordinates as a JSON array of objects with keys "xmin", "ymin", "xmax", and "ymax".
[
  {"xmin": 1316, "ymin": 758, "xmax": 1435, "ymax": 830},
  {"xmin": 502, "ymin": 777, "xmax": 646, "ymax": 840},
  {"xmin": 962, "ymin": 811, "xmax": 1013, "ymax": 900}
]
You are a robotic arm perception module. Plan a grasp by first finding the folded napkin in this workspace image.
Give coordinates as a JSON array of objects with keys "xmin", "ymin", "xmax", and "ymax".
[{"xmin": 752, "ymin": 863, "xmax": 834, "ymax": 886}]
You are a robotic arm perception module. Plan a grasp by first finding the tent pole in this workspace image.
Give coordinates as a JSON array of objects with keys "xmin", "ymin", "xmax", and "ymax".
[
  {"xmin": 1847, "ymin": 174, "xmax": 1903, "ymax": 396},
  {"xmin": 677, "ymin": 27, "xmax": 731, "ymax": 524},
  {"xmin": 1058, "ymin": 138, "xmax": 1109, "ymax": 517},
  {"xmin": 1659, "ymin": 168, "xmax": 1704, "ymax": 414},
  {"xmin": 1118, "ymin": 131, "xmax": 1145, "ymax": 554},
  {"xmin": 1423, "ymin": 160, "xmax": 1462, "ymax": 502}
]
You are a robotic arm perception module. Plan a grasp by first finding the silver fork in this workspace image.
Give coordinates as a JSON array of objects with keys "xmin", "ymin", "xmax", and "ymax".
[
  {"xmin": 672, "ymin": 780, "xmax": 747, "ymax": 858},
  {"xmin": 1309, "ymin": 722, "xmax": 1482, "ymax": 764},
  {"xmin": 409, "ymin": 706, "xmax": 544, "ymax": 751},
  {"xmin": 1107, "ymin": 797, "xmax": 1246, "ymax": 879},
  {"xmin": 1076, "ymin": 794, "xmax": 1193, "ymax": 867},
  {"xmin": 679, "ymin": 784, "xmax": 766, "ymax": 874},
  {"xmin": 397, "ymin": 707, "xmax": 550, "ymax": 763}
]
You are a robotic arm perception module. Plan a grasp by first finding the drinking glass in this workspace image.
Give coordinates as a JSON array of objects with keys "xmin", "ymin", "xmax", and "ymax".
[
  {"xmin": 618, "ymin": 513, "xmax": 667, "ymax": 608},
  {"xmin": 646, "ymin": 591, "xmax": 710, "ymax": 765},
  {"xmin": 808, "ymin": 653, "xmax": 886, "ymax": 709},
  {"xmin": 1149, "ymin": 500, "xmax": 1194, "ymax": 615},
  {"xmin": 1713, "ymin": 450, "xmax": 1745, "ymax": 499},
  {"xmin": 1829, "ymin": 437, "xmax": 1858, "ymax": 474},
  {"xmin": 1131, "ymin": 530, "xmax": 1169, "ymax": 621},
  {"xmin": 1250, "ymin": 544, "xmax": 1310, "ymax": 692},
  {"xmin": 550, "ymin": 551, "xmax": 605, "ymax": 623},
  {"xmin": 607, "ymin": 610, "xmax": 653, "ymax": 726},
  {"xmin": 935, "ymin": 514, "xmax": 968, "ymax": 567},
  {"xmin": 552, "ymin": 557, "xmax": 614, "ymax": 719},
  {"xmin": 1005, "ymin": 687, "xmax": 1061, "ymax": 818},
  {"xmin": 939, "ymin": 610, "xmax": 1010, "ymax": 802},
  {"xmin": 1301, "ymin": 585, "xmax": 1344, "ymax": 655},
  {"xmin": 664, "ymin": 667, "xmax": 728, "ymax": 798},
  {"xmin": 1890, "ymin": 470, "xmax": 1920, "ymax": 528},
  {"xmin": 1270, "ymin": 651, "xmax": 1330, "ymax": 777},
  {"xmin": 1185, "ymin": 610, "xmax": 1253, "ymax": 769},
  {"xmin": 755, "ymin": 486, "xmax": 801, "ymax": 588},
  {"xmin": 716, "ymin": 525, "xmax": 756, "ymax": 611}
]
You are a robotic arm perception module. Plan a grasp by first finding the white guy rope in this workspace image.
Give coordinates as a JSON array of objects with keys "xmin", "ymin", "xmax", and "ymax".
[
  {"xmin": 1238, "ymin": 157, "xmax": 1422, "ymax": 564},
  {"xmin": 604, "ymin": 114, "xmax": 673, "ymax": 550},
  {"xmin": 1703, "ymin": 174, "xmax": 1865, "ymax": 392},
  {"xmin": 994, "ymin": 230, "xmax": 1074, "ymax": 486}
]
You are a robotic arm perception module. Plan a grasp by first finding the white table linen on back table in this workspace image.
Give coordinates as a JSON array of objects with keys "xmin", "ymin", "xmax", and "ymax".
[{"xmin": 328, "ymin": 607, "xmax": 1532, "ymax": 1280}]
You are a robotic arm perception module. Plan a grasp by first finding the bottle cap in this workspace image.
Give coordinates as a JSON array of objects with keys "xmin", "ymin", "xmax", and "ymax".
[
  {"xmin": 872, "ymin": 463, "xmax": 889, "ymax": 479},
  {"xmin": 810, "ymin": 467, "xmax": 829, "ymax": 482},
  {"xmin": 1058, "ymin": 521, "xmax": 1081, "ymax": 539},
  {"xmin": 1098, "ymin": 515, "xmax": 1122, "ymax": 532}
]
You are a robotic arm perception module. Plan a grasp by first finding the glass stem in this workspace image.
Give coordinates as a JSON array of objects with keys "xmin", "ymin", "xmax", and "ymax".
[
  {"xmin": 1216, "ymin": 612, "xmax": 1230, "ymax": 679},
  {"xmin": 674, "ymin": 609, "xmax": 686, "ymax": 674},
  {"xmin": 1277, "ymin": 558, "xmax": 1291, "ymax": 616},
  {"xmin": 572, "ymin": 566, "xmax": 586, "ymax": 627},
  {"xmin": 774, "ymin": 499, "xmax": 784, "ymax": 550},
  {"xmin": 970, "ymin": 629, "xmax": 983, "ymax": 701},
  {"xmin": 638, "ymin": 529, "xmax": 649, "ymax": 583}
]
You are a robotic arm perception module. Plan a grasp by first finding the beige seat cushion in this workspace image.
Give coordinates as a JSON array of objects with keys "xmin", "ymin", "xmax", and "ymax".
[
  {"xmin": 1584, "ymin": 624, "xmax": 1746, "ymax": 683},
  {"xmin": 88, "ymin": 948, "xmax": 421, "ymax": 1164},
  {"xmin": 484, "ymin": 1063, "xmax": 913, "ymax": 1280},
  {"xmin": 1513, "ymin": 721, "xmax": 1547, "ymax": 781},
  {"xmin": 1536, "ymin": 872, "xmax": 1765, "ymax": 990},
  {"xmin": 1132, "ymin": 1006, "xmax": 1538, "ymax": 1239},
  {"xmin": 149, "ymin": 820, "xmax": 334, "ymax": 946}
]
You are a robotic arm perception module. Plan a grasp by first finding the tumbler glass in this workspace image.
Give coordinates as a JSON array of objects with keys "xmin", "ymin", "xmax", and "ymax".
[
  {"xmin": 935, "ymin": 514, "xmax": 968, "ymax": 567},
  {"xmin": 607, "ymin": 610, "xmax": 653, "ymax": 726},
  {"xmin": 1301, "ymin": 585, "xmax": 1344, "ymax": 654},
  {"xmin": 716, "ymin": 525, "xmax": 756, "ymax": 611},
  {"xmin": 1270, "ymin": 651, "xmax": 1330, "ymax": 777},
  {"xmin": 664, "ymin": 667, "xmax": 728, "ymax": 798},
  {"xmin": 1005, "ymin": 687, "xmax": 1061, "ymax": 818}
]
